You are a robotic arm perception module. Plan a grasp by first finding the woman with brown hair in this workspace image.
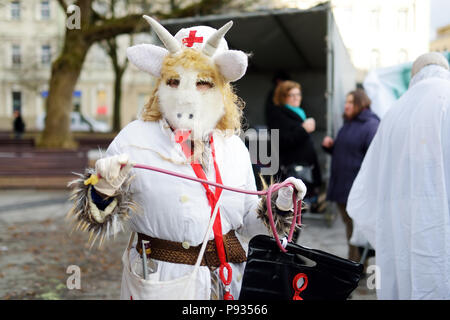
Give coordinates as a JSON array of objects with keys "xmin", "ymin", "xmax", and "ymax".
[
  {"xmin": 268, "ymin": 80, "xmax": 322, "ymax": 193},
  {"xmin": 322, "ymin": 88, "xmax": 380, "ymax": 262}
]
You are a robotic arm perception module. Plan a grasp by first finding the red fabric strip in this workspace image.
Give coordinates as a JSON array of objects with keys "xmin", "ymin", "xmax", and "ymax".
[{"xmin": 177, "ymin": 134, "xmax": 227, "ymax": 265}]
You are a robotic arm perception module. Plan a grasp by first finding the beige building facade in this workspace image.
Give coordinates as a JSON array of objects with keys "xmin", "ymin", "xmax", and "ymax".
[
  {"xmin": 0, "ymin": 0, "xmax": 154, "ymax": 131},
  {"xmin": 270, "ymin": 0, "xmax": 430, "ymax": 81},
  {"xmin": 431, "ymin": 24, "xmax": 450, "ymax": 52},
  {"xmin": 331, "ymin": 0, "xmax": 430, "ymax": 81}
]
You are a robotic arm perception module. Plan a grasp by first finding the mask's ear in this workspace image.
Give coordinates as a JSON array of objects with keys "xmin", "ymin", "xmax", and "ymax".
[
  {"xmin": 214, "ymin": 50, "xmax": 248, "ymax": 82},
  {"xmin": 126, "ymin": 44, "xmax": 169, "ymax": 77}
]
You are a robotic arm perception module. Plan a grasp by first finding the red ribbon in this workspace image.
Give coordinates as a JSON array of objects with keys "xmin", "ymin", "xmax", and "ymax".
[{"xmin": 176, "ymin": 131, "xmax": 233, "ymax": 299}]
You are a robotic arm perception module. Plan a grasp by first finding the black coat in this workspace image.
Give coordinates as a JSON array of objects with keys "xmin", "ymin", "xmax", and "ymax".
[
  {"xmin": 267, "ymin": 104, "xmax": 322, "ymax": 187},
  {"xmin": 14, "ymin": 116, "xmax": 25, "ymax": 133}
]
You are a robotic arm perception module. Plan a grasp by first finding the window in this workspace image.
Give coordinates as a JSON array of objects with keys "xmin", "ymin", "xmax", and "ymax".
[
  {"xmin": 41, "ymin": 0, "xmax": 50, "ymax": 20},
  {"xmin": 337, "ymin": 7, "xmax": 353, "ymax": 32},
  {"xmin": 11, "ymin": 1, "xmax": 20, "ymax": 20},
  {"xmin": 12, "ymin": 44, "xmax": 21, "ymax": 66},
  {"xmin": 398, "ymin": 49, "xmax": 408, "ymax": 63},
  {"xmin": 347, "ymin": 48, "xmax": 352, "ymax": 59},
  {"xmin": 397, "ymin": 9, "xmax": 408, "ymax": 32},
  {"xmin": 342, "ymin": 7, "xmax": 353, "ymax": 22},
  {"xmin": 41, "ymin": 45, "xmax": 51, "ymax": 65},
  {"xmin": 12, "ymin": 91, "xmax": 22, "ymax": 112},
  {"xmin": 73, "ymin": 91, "xmax": 82, "ymax": 112},
  {"xmin": 370, "ymin": 8, "xmax": 380, "ymax": 32},
  {"xmin": 370, "ymin": 49, "xmax": 380, "ymax": 69},
  {"xmin": 96, "ymin": 90, "xmax": 108, "ymax": 115}
]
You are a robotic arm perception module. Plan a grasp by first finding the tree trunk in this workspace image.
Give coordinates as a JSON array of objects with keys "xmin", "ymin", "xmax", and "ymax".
[
  {"xmin": 37, "ymin": 31, "xmax": 90, "ymax": 149},
  {"xmin": 112, "ymin": 68, "xmax": 124, "ymax": 132}
]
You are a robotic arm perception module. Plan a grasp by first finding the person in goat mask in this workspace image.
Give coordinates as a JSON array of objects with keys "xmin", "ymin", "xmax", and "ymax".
[{"xmin": 67, "ymin": 16, "xmax": 307, "ymax": 300}]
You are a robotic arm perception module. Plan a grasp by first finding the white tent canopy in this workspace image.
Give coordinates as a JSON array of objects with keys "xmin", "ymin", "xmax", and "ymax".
[{"xmin": 363, "ymin": 52, "xmax": 450, "ymax": 120}]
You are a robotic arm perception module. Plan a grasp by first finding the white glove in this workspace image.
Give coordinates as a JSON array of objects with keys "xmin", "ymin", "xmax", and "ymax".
[
  {"xmin": 275, "ymin": 177, "xmax": 307, "ymax": 211},
  {"xmin": 94, "ymin": 154, "xmax": 133, "ymax": 197}
]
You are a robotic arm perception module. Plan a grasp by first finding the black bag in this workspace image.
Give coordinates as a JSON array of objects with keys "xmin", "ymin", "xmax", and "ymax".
[{"xmin": 239, "ymin": 235, "xmax": 364, "ymax": 300}]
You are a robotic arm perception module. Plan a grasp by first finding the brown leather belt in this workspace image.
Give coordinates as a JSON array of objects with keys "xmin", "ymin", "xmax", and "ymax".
[{"xmin": 136, "ymin": 230, "xmax": 247, "ymax": 269}]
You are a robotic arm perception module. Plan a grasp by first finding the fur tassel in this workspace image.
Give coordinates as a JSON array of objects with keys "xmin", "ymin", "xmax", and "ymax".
[
  {"xmin": 255, "ymin": 175, "xmax": 302, "ymax": 236},
  {"xmin": 66, "ymin": 168, "xmax": 138, "ymax": 248}
]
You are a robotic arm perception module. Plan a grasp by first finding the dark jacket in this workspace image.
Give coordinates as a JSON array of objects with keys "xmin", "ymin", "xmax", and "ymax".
[
  {"xmin": 267, "ymin": 104, "xmax": 322, "ymax": 187},
  {"xmin": 324, "ymin": 108, "xmax": 380, "ymax": 204},
  {"xmin": 14, "ymin": 115, "xmax": 25, "ymax": 134},
  {"xmin": 264, "ymin": 88, "xmax": 276, "ymax": 126}
]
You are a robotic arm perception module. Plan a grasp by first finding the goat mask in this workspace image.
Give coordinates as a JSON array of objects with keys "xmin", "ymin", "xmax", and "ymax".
[{"xmin": 127, "ymin": 16, "xmax": 248, "ymax": 142}]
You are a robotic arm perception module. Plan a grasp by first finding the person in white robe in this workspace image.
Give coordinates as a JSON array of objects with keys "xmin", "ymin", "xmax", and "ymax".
[{"xmin": 347, "ymin": 52, "xmax": 450, "ymax": 299}]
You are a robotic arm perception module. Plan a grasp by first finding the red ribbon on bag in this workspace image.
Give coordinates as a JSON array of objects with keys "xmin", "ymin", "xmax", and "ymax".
[{"xmin": 292, "ymin": 273, "xmax": 308, "ymax": 300}]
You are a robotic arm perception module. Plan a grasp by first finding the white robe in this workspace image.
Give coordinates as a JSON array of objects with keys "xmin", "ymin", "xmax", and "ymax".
[
  {"xmin": 107, "ymin": 118, "xmax": 269, "ymax": 299},
  {"xmin": 347, "ymin": 65, "xmax": 450, "ymax": 299}
]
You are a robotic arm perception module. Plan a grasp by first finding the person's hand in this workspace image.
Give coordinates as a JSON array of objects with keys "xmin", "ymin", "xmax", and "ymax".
[
  {"xmin": 275, "ymin": 177, "xmax": 307, "ymax": 211},
  {"xmin": 94, "ymin": 154, "xmax": 133, "ymax": 197},
  {"xmin": 322, "ymin": 136, "xmax": 334, "ymax": 148},
  {"xmin": 302, "ymin": 118, "xmax": 316, "ymax": 133}
]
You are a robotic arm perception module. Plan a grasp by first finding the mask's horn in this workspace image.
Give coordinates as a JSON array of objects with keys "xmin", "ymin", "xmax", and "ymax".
[
  {"xmin": 202, "ymin": 21, "xmax": 233, "ymax": 57},
  {"xmin": 143, "ymin": 15, "xmax": 181, "ymax": 54}
]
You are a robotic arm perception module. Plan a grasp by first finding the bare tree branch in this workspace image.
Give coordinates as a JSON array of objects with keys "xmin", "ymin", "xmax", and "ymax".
[
  {"xmin": 84, "ymin": 14, "xmax": 145, "ymax": 43},
  {"xmin": 164, "ymin": 0, "xmax": 232, "ymax": 19},
  {"xmin": 84, "ymin": 0, "xmax": 232, "ymax": 43},
  {"xmin": 56, "ymin": 0, "xmax": 68, "ymax": 12}
]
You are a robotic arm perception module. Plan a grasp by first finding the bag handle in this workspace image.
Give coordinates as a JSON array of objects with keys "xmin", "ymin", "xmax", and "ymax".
[{"xmin": 265, "ymin": 181, "xmax": 302, "ymax": 253}]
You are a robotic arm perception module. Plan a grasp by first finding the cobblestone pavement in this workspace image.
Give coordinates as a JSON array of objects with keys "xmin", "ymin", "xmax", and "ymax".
[
  {"xmin": 0, "ymin": 190, "xmax": 376, "ymax": 300},
  {"xmin": 0, "ymin": 189, "xmax": 129, "ymax": 300}
]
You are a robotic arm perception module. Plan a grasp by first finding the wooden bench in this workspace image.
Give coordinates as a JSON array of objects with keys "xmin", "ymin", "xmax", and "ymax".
[
  {"xmin": 0, "ymin": 149, "xmax": 88, "ymax": 189},
  {"xmin": 0, "ymin": 137, "xmax": 35, "ymax": 148},
  {"xmin": 76, "ymin": 137, "xmax": 113, "ymax": 150},
  {"xmin": 0, "ymin": 134, "xmax": 115, "ymax": 188}
]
